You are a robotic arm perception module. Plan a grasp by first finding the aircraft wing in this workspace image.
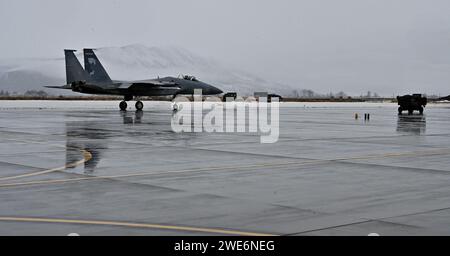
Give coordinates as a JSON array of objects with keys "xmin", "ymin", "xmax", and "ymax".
[
  {"xmin": 45, "ymin": 83, "xmax": 106, "ymax": 93},
  {"xmin": 44, "ymin": 85, "xmax": 72, "ymax": 89},
  {"xmin": 119, "ymin": 80, "xmax": 181, "ymax": 90}
]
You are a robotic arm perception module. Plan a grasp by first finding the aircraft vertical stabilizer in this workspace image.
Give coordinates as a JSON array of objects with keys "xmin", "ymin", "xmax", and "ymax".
[
  {"xmin": 83, "ymin": 49, "xmax": 113, "ymax": 84},
  {"xmin": 64, "ymin": 49, "xmax": 90, "ymax": 84}
]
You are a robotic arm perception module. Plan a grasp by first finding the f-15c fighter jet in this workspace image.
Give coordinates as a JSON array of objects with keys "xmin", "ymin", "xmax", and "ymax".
[{"xmin": 46, "ymin": 49, "xmax": 223, "ymax": 110}]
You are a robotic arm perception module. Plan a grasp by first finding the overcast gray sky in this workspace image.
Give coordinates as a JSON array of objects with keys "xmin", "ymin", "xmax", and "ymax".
[{"xmin": 1, "ymin": 0, "xmax": 450, "ymax": 95}]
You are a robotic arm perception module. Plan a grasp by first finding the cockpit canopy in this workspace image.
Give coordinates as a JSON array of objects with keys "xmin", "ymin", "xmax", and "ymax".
[{"xmin": 181, "ymin": 75, "xmax": 198, "ymax": 82}]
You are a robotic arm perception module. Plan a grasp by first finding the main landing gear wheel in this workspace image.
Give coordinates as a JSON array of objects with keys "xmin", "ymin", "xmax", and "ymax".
[
  {"xmin": 135, "ymin": 101, "xmax": 144, "ymax": 111},
  {"xmin": 419, "ymin": 106, "xmax": 424, "ymax": 115},
  {"xmin": 119, "ymin": 101, "xmax": 127, "ymax": 111}
]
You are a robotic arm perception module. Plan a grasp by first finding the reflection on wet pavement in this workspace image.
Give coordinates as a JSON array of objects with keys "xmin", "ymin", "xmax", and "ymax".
[{"xmin": 397, "ymin": 115, "xmax": 426, "ymax": 135}]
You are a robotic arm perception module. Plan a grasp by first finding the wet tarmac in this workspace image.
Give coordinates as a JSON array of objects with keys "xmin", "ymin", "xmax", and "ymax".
[{"xmin": 1, "ymin": 101, "xmax": 450, "ymax": 235}]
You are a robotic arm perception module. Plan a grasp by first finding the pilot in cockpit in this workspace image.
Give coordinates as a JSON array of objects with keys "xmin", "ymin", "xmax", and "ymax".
[{"xmin": 182, "ymin": 75, "xmax": 198, "ymax": 82}]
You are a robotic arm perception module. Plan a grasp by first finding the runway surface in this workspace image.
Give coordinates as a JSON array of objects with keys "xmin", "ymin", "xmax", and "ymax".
[{"xmin": 1, "ymin": 100, "xmax": 450, "ymax": 235}]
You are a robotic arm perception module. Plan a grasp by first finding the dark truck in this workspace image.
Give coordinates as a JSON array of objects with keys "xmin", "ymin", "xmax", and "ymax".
[
  {"xmin": 268, "ymin": 93, "xmax": 283, "ymax": 103},
  {"xmin": 397, "ymin": 94, "xmax": 427, "ymax": 115},
  {"xmin": 222, "ymin": 92, "xmax": 237, "ymax": 101}
]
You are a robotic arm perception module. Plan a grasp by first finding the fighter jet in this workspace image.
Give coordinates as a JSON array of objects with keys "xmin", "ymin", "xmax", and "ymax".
[{"xmin": 46, "ymin": 49, "xmax": 223, "ymax": 110}]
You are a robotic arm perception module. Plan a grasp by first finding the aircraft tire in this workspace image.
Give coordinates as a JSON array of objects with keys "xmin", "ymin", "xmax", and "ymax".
[
  {"xmin": 119, "ymin": 101, "xmax": 127, "ymax": 111},
  {"xmin": 419, "ymin": 106, "xmax": 424, "ymax": 115},
  {"xmin": 135, "ymin": 101, "xmax": 144, "ymax": 111}
]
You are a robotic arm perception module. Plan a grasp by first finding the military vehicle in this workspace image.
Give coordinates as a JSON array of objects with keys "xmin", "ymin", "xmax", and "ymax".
[
  {"xmin": 253, "ymin": 92, "xmax": 283, "ymax": 102},
  {"xmin": 268, "ymin": 94, "xmax": 283, "ymax": 103},
  {"xmin": 397, "ymin": 94, "xmax": 427, "ymax": 115},
  {"xmin": 222, "ymin": 92, "xmax": 237, "ymax": 101},
  {"xmin": 438, "ymin": 95, "xmax": 450, "ymax": 101}
]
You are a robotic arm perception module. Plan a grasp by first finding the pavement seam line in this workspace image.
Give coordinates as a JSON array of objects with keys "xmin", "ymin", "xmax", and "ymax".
[{"xmin": 0, "ymin": 148, "xmax": 448, "ymax": 188}]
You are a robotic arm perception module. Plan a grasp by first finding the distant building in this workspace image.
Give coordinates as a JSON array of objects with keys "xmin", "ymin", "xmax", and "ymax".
[{"xmin": 254, "ymin": 92, "xmax": 268, "ymax": 98}]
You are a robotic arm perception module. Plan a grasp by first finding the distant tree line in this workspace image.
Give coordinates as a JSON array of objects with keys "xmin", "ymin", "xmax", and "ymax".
[
  {"xmin": 0, "ymin": 90, "xmax": 49, "ymax": 97},
  {"xmin": 290, "ymin": 89, "xmax": 381, "ymax": 99},
  {"xmin": 0, "ymin": 90, "xmax": 10, "ymax": 96},
  {"xmin": 23, "ymin": 90, "xmax": 48, "ymax": 97}
]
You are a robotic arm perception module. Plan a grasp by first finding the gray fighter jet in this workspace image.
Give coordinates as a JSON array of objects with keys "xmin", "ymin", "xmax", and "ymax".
[{"xmin": 46, "ymin": 49, "xmax": 222, "ymax": 110}]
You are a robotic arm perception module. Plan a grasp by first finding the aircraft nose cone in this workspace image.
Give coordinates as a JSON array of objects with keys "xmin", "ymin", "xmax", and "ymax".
[
  {"xmin": 208, "ymin": 85, "xmax": 223, "ymax": 95},
  {"xmin": 212, "ymin": 87, "xmax": 223, "ymax": 95}
]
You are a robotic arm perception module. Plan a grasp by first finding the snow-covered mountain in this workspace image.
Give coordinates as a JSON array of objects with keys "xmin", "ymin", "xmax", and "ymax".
[{"xmin": 0, "ymin": 44, "xmax": 294, "ymax": 96}]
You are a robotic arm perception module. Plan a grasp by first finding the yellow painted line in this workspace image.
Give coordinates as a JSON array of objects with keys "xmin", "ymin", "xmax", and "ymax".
[
  {"xmin": 0, "ymin": 150, "xmax": 92, "ymax": 182},
  {"xmin": 0, "ymin": 147, "xmax": 448, "ymax": 188},
  {"xmin": 0, "ymin": 177, "xmax": 100, "ymax": 187},
  {"xmin": 0, "ymin": 216, "xmax": 276, "ymax": 236},
  {"xmin": 0, "ymin": 160, "xmax": 324, "ymax": 188}
]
